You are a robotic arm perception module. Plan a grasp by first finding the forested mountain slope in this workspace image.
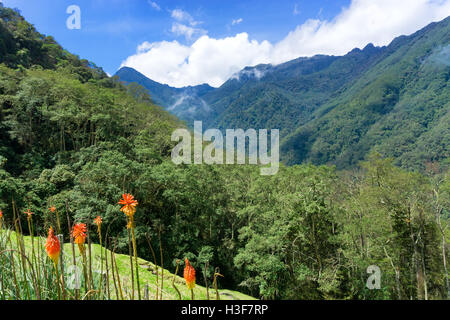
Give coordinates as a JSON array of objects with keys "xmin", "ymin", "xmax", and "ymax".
[
  {"xmin": 115, "ymin": 67, "xmax": 214, "ymax": 124},
  {"xmin": 281, "ymin": 16, "xmax": 450, "ymax": 170},
  {"xmin": 204, "ymin": 44, "xmax": 383, "ymax": 136},
  {"xmin": 117, "ymin": 44, "xmax": 384, "ymax": 137},
  {"xmin": 117, "ymin": 17, "xmax": 449, "ymax": 171}
]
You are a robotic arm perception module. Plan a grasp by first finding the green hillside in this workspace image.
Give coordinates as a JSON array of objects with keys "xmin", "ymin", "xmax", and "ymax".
[
  {"xmin": 0, "ymin": 230, "xmax": 254, "ymax": 300},
  {"xmin": 282, "ymin": 17, "xmax": 450, "ymax": 170},
  {"xmin": 0, "ymin": 5, "xmax": 251, "ymax": 299},
  {"xmin": 204, "ymin": 44, "xmax": 383, "ymax": 137},
  {"xmin": 117, "ymin": 17, "xmax": 449, "ymax": 171},
  {"xmin": 115, "ymin": 67, "xmax": 214, "ymax": 124}
]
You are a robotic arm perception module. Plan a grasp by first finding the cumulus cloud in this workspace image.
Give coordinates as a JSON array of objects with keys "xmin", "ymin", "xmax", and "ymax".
[
  {"xmin": 271, "ymin": 0, "xmax": 450, "ymax": 63},
  {"xmin": 122, "ymin": 33, "xmax": 272, "ymax": 87},
  {"xmin": 121, "ymin": 0, "xmax": 450, "ymax": 88}
]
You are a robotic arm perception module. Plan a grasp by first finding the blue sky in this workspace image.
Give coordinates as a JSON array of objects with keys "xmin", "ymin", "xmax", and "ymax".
[
  {"xmin": 2, "ymin": 0, "xmax": 450, "ymax": 87},
  {"xmin": 1, "ymin": 0, "xmax": 347, "ymax": 74}
]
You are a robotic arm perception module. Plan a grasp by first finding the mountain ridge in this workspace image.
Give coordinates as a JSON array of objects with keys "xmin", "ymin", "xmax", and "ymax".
[
  {"xmin": 115, "ymin": 42, "xmax": 384, "ymax": 131},
  {"xmin": 115, "ymin": 16, "xmax": 450, "ymax": 171},
  {"xmin": 115, "ymin": 67, "xmax": 214, "ymax": 123}
]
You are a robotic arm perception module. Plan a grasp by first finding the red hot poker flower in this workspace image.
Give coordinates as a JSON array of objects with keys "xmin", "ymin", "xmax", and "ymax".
[
  {"xmin": 72, "ymin": 223, "xmax": 87, "ymax": 245},
  {"xmin": 94, "ymin": 216, "xmax": 102, "ymax": 227},
  {"xmin": 24, "ymin": 209, "xmax": 34, "ymax": 219},
  {"xmin": 45, "ymin": 227, "xmax": 60, "ymax": 266},
  {"xmin": 184, "ymin": 258, "xmax": 196, "ymax": 290},
  {"xmin": 118, "ymin": 193, "xmax": 138, "ymax": 218}
]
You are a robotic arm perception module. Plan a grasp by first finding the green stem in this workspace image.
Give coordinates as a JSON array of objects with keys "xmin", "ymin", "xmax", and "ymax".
[
  {"xmin": 127, "ymin": 229, "xmax": 135, "ymax": 299},
  {"xmin": 172, "ymin": 260, "xmax": 182, "ymax": 300},
  {"xmin": 131, "ymin": 224, "xmax": 141, "ymax": 300},
  {"xmin": 112, "ymin": 251, "xmax": 124, "ymax": 300},
  {"xmin": 109, "ymin": 241, "xmax": 119, "ymax": 300},
  {"xmin": 98, "ymin": 227, "xmax": 104, "ymax": 299},
  {"xmin": 55, "ymin": 210, "xmax": 61, "ymax": 235},
  {"xmin": 145, "ymin": 234, "xmax": 159, "ymax": 300},
  {"xmin": 54, "ymin": 261, "xmax": 61, "ymax": 300}
]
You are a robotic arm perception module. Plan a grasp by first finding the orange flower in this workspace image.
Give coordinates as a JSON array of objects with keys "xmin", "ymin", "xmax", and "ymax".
[
  {"xmin": 94, "ymin": 216, "xmax": 102, "ymax": 227},
  {"xmin": 183, "ymin": 258, "xmax": 196, "ymax": 290},
  {"xmin": 49, "ymin": 206, "xmax": 56, "ymax": 213},
  {"xmin": 118, "ymin": 193, "xmax": 138, "ymax": 218},
  {"xmin": 24, "ymin": 209, "xmax": 33, "ymax": 218},
  {"xmin": 0, "ymin": 210, "xmax": 3, "ymax": 219},
  {"xmin": 72, "ymin": 223, "xmax": 87, "ymax": 245},
  {"xmin": 45, "ymin": 227, "xmax": 60, "ymax": 266}
]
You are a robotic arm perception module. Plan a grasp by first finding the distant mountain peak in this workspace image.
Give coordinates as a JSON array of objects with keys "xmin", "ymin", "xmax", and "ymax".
[
  {"xmin": 115, "ymin": 66, "xmax": 215, "ymax": 122},
  {"xmin": 116, "ymin": 66, "xmax": 213, "ymax": 91}
]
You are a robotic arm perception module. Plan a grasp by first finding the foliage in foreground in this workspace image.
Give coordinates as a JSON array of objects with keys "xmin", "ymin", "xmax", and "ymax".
[{"xmin": 0, "ymin": 228, "xmax": 253, "ymax": 300}]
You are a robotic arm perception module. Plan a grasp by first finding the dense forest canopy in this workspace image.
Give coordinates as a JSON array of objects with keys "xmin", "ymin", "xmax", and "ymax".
[{"xmin": 0, "ymin": 5, "xmax": 449, "ymax": 299}]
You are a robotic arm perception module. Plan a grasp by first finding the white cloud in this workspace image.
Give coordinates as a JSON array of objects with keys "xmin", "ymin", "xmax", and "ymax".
[
  {"xmin": 232, "ymin": 18, "xmax": 243, "ymax": 25},
  {"xmin": 121, "ymin": 0, "xmax": 450, "ymax": 88},
  {"xmin": 171, "ymin": 9, "xmax": 190, "ymax": 21},
  {"xmin": 171, "ymin": 8, "xmax": 201, "ymax": 26},
  {"xmin": 231, "ymin": 66, "xmax": 268, "ymax": 81},
  {"xmin": 169, "ymin": 9, "xmax": 205, "ymax": 40},
  {"xmin": 272, "ymin": 0, "xmax": 450, "ymax": 63},
  {"xmin": 148, "ymin": 1, "xmax": 161, "ymax": 11},
  {"xmin": 171, "ymin": 22, "xmax": 206, "ymax": 40},
  {"xmin": 293, "ymin": 4, "xmax": 300, "ymax": 15},
  {"xmin": 121, "ymin": 33, "xmax": 272, "ymax": 88}
]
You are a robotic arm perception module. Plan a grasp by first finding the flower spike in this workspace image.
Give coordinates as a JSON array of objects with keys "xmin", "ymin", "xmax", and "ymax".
[
  {"xmin": 45, "ymin": 227, "xmax": 60, "ymax": 266},
  {"xmin": 184, "ymin": 258, "xmax": 196, "ymax": 290}
]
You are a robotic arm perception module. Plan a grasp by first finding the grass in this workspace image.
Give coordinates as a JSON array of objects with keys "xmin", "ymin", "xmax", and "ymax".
[{"xmin": 0, "ymin": 229, "xmax": 255, "ymax": 300}]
